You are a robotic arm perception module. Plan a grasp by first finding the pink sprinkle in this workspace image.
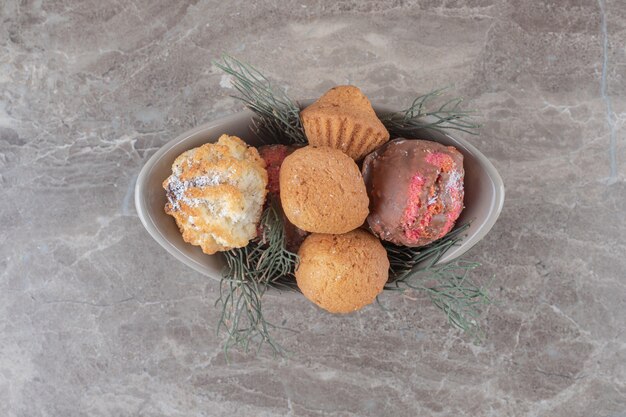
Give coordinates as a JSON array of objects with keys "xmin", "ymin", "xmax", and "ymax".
[
  {"xmin": 425, "ymin": 152, "xmax": 454, "ymax": 171},
  {"xmin": 401, "ymin": 174, "xmax": 426, "ymax": 240}
]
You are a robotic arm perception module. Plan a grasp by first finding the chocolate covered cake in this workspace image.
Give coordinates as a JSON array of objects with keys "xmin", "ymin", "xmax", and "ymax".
[{"xmin": 362, "ymin": 138, "xmax": 464, "ymax": 247}]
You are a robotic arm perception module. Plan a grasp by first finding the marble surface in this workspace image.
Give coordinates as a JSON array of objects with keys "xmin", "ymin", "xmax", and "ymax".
[{"xmin": 1, "ymin": 0, "xmax": 625, "ymax": 416}]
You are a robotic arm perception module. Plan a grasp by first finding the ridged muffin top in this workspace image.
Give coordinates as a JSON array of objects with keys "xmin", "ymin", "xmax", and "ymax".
[{"xmin": 300, "ymin": 85, "xmax": 390, "ymax": 161}]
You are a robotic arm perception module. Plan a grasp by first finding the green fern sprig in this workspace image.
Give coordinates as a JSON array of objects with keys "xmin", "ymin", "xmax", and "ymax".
[
  {"xmin": 215, "ymin": 55, "xmax": 307, "ymax": 145},
  {"xmin": 380, "ymin": 88, "xmax": 481, "ymax": 136}
]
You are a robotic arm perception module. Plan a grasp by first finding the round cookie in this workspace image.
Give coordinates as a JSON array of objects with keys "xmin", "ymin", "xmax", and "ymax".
[
  {"xmin": 279, "ymin": 146, "xmax": 369, "ymax": 234},
  {"xmin": 295, "ymin": 230, "xmax": 389, "ymax": 314}
]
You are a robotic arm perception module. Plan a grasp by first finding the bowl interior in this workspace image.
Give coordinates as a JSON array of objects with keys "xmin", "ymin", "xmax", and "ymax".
[{"xmin": 135, "ymin": 103, "xmax": 504, "ymax": 280}]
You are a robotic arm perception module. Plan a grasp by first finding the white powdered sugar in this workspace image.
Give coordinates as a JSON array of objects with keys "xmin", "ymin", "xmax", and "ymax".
[
  {"xmin": 193, "ymin": 175, "xmax": 224, "ymax": 187},
  {"xmin": 165, "ymin": 173, "xmax": 225, "ymax": 210}
]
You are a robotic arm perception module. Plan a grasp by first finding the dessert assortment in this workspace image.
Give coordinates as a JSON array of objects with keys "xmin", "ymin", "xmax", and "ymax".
[{"xmin": 163, "ymin": 85, "xmax": 465, "ymax": 313}]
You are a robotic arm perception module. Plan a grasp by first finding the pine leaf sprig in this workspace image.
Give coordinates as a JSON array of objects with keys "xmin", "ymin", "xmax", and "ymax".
[
  {"xmin": 215, "ymin": 55, "xmax": 307, "ymax": 145},
  {"xmin": 392, "ymin": 260, "xmax": 491, "ymax": 342},
  {"xmin": 421, "ymin": 260, "xmax": 491, "ymax": 341},
  {"xmin": 380, "ymin": 88, "xmax": 481, "ymax": 137},
  {"xmin": 384, "ymin": 223, "xmax": 470, "ymax": 278},
  {"xmin": 383, "ymin": 224, "xmax": 492, "ymax": 342},
  {"xmin": 216, "ymin": 201, "xmax": 299, "ymax": 357}
]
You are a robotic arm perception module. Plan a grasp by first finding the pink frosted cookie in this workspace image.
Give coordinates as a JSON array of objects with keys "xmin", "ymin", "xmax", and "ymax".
[{"xmin": 361, "ymin": 138, "xmax": 464, "ymax": 247}]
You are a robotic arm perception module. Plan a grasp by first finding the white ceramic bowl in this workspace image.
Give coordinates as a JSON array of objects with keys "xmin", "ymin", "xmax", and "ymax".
[{"xmin": 135, "ymin": 104, "xmax": 505, "ymax": 279}]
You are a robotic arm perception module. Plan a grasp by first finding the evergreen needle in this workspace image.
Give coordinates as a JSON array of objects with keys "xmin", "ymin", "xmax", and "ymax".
[
  {"xmin": 379, "ymin": 88, "xmax": 481, "ymax": 136},
  {"xmin": 383, "ymin": 224, "xmax": 492, "ymax": 342},
  {"xmin": 216, "ymin": 200, "xmax": 299, "ymax": 358},
  {"xmin": 215, "ymin": 55, "xmax": 307, "ymax": 145}
]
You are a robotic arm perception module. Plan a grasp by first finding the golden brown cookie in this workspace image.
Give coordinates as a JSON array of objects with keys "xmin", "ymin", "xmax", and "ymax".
[
  {"xmin": 279, "ymin": 146, "xmax": 369, "ymax": 234},
  {"xmin": 300, "ymin": 85, "xmax": 390, "ymax": 161},
  {"xmin": 295, "ymin": 230, "xmax": 389, "ymax": 314},
  {"xmin": 163, "ymin": 134, "xmax": 267, "ymax": 254}
]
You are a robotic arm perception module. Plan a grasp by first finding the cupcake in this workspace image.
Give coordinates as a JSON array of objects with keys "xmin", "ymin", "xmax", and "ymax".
[
  {"xmin": 300, "ymin": 85, "xmax": 390, "ymax": 161},
  {"xmin": 362, "ymin": 138, "xmax": 464, "ymax": 247},
  {"xmin": 163, "ymin": 135, "xmax": 268, "ymax": 254},
  {"xmin": 279, "ymin": 146, "xmax": 369, "ymax": 234},
  {"xmin": 295, "ymin": 230, "xmax": 389, "ymax": 313}
]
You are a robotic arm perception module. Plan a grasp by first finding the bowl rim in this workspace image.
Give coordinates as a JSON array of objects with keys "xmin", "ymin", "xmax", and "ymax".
[{"xmin": 135, "ymin": 104, "xmax": 505, "ymax": 278}]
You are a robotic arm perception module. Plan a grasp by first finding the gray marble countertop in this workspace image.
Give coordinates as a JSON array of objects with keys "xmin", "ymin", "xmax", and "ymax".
[{"xmin": 2, "ymin": 1, "xmax": 625, "ymax": 416}]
